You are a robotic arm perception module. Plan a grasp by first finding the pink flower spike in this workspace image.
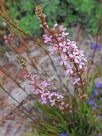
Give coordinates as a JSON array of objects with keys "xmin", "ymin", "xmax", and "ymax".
[{"xmin": 41, "ymin": 23, "xmax": 87, "ymax": 87}]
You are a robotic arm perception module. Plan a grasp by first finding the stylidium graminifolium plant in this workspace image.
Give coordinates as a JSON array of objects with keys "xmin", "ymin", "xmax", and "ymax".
[
  {"xmin": 35, "ymin": 5, "xmax": 87, "ymax": 98},
  {"xmin": 3, "ymin": 5, "xmax": 88, "ymax": 113},
  {"xmin": 15, "ymin": 5, "xmax": 88, "ymax": 113}
]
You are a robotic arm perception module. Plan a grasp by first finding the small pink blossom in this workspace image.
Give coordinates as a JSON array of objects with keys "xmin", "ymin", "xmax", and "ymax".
[
  {"xmin": 59, "ymin": 41, "xmax": 68, "ymax": 52},
  {"xmin": 67, "ymin": 40, "xmax": 77, "ymax": 50},
  {"xmin": 49, "ymin": 44, "xmax": 58, "ymax": 54},
  {"xmin": 59, "ymin": 25, "xmax": 66, "ymax": 32},
  {"xmin": 60, "ymin": 31, "xmax": 69, "ymax": 38},
  {"xmin": 40, "ymin": 81, "xmax": 50, "ymax": 87},
  {"xmin": 32, "ymin": 89, "xmax": 40, "ymax": 94},
  {"xmin": 72, "ymin": 78, "xmax": 80, "ymax": 85},
  {"xmin": 52, "ymin": 23, "xmax": 58, "ymax": 31},
  {"xmin": 78, "ymin": 62, "xmax": 85, "ymax": 69},
  {"xmin": 59, "ymin": 54, "xmax": 67, "ymax": 66},
  {"xmin": 65, "ymin": 64, "xmax": 74, "ymax": 76},
  {"xmin": 50, "ymin": 99, "xmax": 56, "ymax": 106},
  {"xmin": 43, "ymin": 34, "xmax": 52, "ymax": 43}
]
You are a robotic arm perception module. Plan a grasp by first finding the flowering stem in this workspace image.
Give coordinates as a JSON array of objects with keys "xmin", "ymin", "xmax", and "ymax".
[
  {"xmin": 35, "ymin": 6, "xmax": 87, "ymax": 100},
  {"xmin": 41, "ymin": 19, "xmax": 85, "ymax": 93}
]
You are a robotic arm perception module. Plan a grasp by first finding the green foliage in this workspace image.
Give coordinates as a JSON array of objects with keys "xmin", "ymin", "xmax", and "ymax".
[
  {"xmin": 41, "ymin": 0, "xmax": 59, "ymax": 15},
  {"xmin": 9, "ymin": 7, "xmax": 19, "ymax": 18},
  {"xmin": 21, "ymin": 1, "xmax": 34, "ymax": 12},
  {"xmin": 4, "ymin": 0, "xmax": 101, "ymax": 36},
  {"xmin": 26, "ymin": 99, "xmax": 102, "ymax": 136},
  {"xmin": 67, "ymin": 0, "xmax": 101, "ymax": 34},
  {"xmin": 24, "ymin": 130, "xmax": 46, "ymax": 136},
  {"xmin": 69, "ymin": 0, "xmax": 94, "ymax": 14},
  {"xmin": 17, "ymin": 15, "xmax": 39, "ymax": 34}
]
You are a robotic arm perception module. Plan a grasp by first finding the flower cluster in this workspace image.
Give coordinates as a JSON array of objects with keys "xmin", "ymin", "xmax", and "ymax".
[
  {"xmin": 31, "ymin": 78, "xmax": 64, "ymax": 106},
  {"xmin": 23, "ymin": 69, "xmax": 65, "ymax": 107},
  {"xmin": 17, "ymin": 55, "xmax": 72, "ymax": 112},
  {"xmin": 43, "ymin": 24, "xmax": 87, "ymax": 87}
]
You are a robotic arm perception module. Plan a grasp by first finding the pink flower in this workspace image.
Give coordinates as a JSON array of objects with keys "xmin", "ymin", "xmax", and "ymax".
[
  {"xmin": 69, "ymin": 53, "xmax": 80, "ymax": 64},
  {"xmin": 65, "ymin": 64, "xmax": 74, "ymax": 76},
  {"xmin": 32, "ymin": 89, "xmax": 40, "ymax": 94},
  {"xmin": 50, "ymin": 99, "xmax": 56, "ymax": 106},
  {"xmin": 41, "ymin": 98, "xmax": 47, "ymax": 104},
  {"xmin": 49, "ymin": 44, "xmax": 58, "ymax": 54},
  {"xmin": 59, "ymin": 54, "xmax": 67, "ymax": 66},
  {"xmin": 78, "ymin": 62, "xmax": 85, "ymax": 69},
  {"xmin": 52, "ymin": 23, "xmax": 58, "ymax": 31},
  {"xmin": 72, "ymin": 78, "xmax": 80, "ymax": 85},
  {"xmin": 43, "ymin": 34, "xmax": 52, "ymax": 43},
  {"xmin": 59, "ymin": 41, "xmax": 68, "ymax": 52},
  {"xmin": 67, "ymin": 40, "xmax": 77, "ymax": 50},
  {"xmin": 61, "ymin": 31, "xmax": 69, "ymax": 38},
  {"xmin": 59, "ymin": 25, "xmax": 66, "ymax": 32},
  {"xmin": 40, "ymin": 81, "xmax": 50, "ymax": 87},
  {"xmin": 26, "ymin": 73, "xmax": 64, "ymax": 107}
]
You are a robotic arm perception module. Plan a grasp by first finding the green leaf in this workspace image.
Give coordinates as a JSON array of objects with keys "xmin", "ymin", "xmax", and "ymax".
[
  {"xmin": 21, "ymin": 1, "xmax": 33, "ymax": 12},
  {"xmin": 41, "ymin": 0, "xmax": 59, "ymax": 15},
  {"xmin": 9, "ymin": 7, "xmax": 19, "ymax": 18},
  {"xmin": 17, "ymin": 15, "xmax": 39, "ymax": 34},
  {"xmin": 80, "ymin": 0, "xmax": 94, "ymax": 14}
]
